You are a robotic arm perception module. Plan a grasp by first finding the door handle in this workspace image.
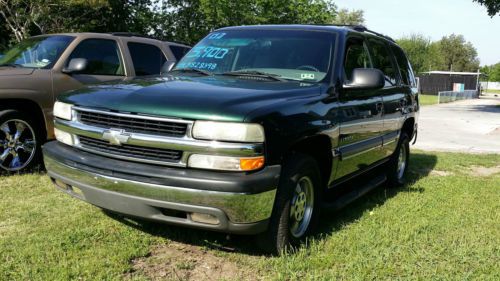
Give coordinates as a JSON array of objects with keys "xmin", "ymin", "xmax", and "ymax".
[{"xmin": 396, "ymin": 99, "xmax": 407, "ymax": 113}]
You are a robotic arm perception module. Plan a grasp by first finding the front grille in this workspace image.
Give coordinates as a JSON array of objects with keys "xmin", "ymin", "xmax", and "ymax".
[
  {"xmin": 78, "ymin": 110, "xmax": 188, "ymax": 137},
  {"xmin": 79, "ymin": 136, "xmax": 182, "ymax": 163}
]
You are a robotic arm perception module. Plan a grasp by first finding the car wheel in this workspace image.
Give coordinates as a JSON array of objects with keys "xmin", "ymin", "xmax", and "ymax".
[
  {"xmin": 387, "ymin": 132, "xmax": 410, "ymax": 188},
  {"xmin": 0, "ymin": 110, "xmax": 42, "ymax": 172},
  {"xmin": 257, "ymin": 153, "xmax": 322, "ymax": 255}
]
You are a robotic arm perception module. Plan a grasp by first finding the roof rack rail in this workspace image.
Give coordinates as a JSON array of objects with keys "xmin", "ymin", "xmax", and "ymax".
[
  {"xmin": 333, "ymin": 25, "xmax": 395, "ymax": 42},
  {"xmin": 108, "ymin": 32, "xmax": 156, "ymax": 40}
]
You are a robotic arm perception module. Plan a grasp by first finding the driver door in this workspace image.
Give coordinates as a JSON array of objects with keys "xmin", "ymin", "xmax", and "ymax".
[
  {"xmin": 334, "ymin": 37, "xmax": 386, "ymax": 180},
  {"xmin": 52, "ymin": 38, "xmax": 128, "ymax": 100}
]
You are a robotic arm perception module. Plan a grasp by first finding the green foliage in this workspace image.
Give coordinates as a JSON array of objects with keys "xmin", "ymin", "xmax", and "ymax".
[
  {"xmin": 397, "ymin": 34, "xmax": 440, "ymax": 73},
  {"xmin": 333, "ymin": 8, "xmax": 365, "ymax": 25},
  {"xmin": 0, "ymin": 0, "xmax": 365, "ymax": 47},
  {"xmin": 0, "ymin": 0, "xmax": 155, "ymax": 43},
  {"xmin": 473, "ymin": 0, "xmax": 500, "ymax": 16},
  {"xmin": 151, "ymin": 0, "xmax": 339, "ymax": 45},
  {"xmin": 481, "ymin": 63, "xmax": 500, "ymax": 81},
  {"xmin": 397, "ymin": 33, "xmax": 480, "ymax": 74},
  {"xmin": 437, "ymin": 34, "xmax": 480, "ymax": 72}
]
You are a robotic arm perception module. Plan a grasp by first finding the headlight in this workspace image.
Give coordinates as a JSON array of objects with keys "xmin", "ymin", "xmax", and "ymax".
[
  {"xmin": 54, "ymin": 128, "xmax": 74, "ymax": 146},
  {"xmin": 188, "ymin": 154, "xmax": 264, "ymax": 171},
  {"xmin": 192, "ymin": 121, "xmax": 264, "ymax": 142},
  {"xmin": 53, "ymin": 101, "xmax": 73, "ymax": 120}
]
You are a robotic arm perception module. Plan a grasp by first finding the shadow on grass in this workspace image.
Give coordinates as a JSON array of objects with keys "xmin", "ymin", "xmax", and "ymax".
[
  {"xmin": 316, "ymin": 152, "xmax": 437, "ymax": 236},
  {"xmin": 103, "ymin": 152, "xmax": 438, "ymax": 256},
  {"xmin": 0, "ymin": 163, "xmax": 45, "ymax": 177}
]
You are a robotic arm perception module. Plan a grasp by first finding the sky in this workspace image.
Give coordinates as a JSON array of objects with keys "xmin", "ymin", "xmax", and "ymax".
[{"xmin": 334, "ymin": 0, "xmax": 500, "ymax": 66}]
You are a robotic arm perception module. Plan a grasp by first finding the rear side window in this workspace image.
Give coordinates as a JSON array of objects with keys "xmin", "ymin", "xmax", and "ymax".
[
  {"xmin": 368, "ymin": 39, "xmax": 398, "ymax": 87},
  {"xmin": 391, "ymin": 45, "xmax": 416, "ymax": 87},
  {"xmin": 128, "ymin": 42, "xmax": 167, "ymax": 76},
  {"xmin": 344, "ymin": 39, "xmax": 372, "ymax": 82},
  {"xmin": 169, "ymin": 45, "xmax": 191, "ymax": 60},
  {"xmin": 68, "ymin": 39, "xmax": 124, "ymax": 76}
]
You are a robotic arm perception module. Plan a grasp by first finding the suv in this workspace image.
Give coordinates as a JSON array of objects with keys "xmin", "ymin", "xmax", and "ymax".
[
  {"xmin": 0, "ymin": 33, "xmax": 190, "ymax": 172},
  {"xmin": 43, "ymin": 25, "xmax": 419, "ymax": 254}
]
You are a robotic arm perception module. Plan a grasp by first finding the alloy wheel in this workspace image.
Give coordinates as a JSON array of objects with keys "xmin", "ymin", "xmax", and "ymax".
[
  {"xmin": 0, "ymin": 119, "xmax": 37, "ymax": 171},
  {"xmin": 289, "ymin": 176, "xmax": 314, "ymax": 238}
]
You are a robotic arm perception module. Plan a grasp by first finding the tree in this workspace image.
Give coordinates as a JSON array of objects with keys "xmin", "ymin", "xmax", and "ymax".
[
  {"xmin": 436, "ymin": 34, "xmax": 480, "ymax": 72},
  {"xmin": 473, "ymin": 0, "xmax": 500, "ymax": 17},
  {"xmin": 483, "ymin": 63, "xmax": 500, "ymax": 81},
  {"xmin": 0, "ymin": 0, "xmax": 155, "ymax": 43},
  {"xmin": 150, "ymin": 0, "xmax": 339, "ymax": 45},
  {"xmin": 397, "ymin": 33, "xmax": 480, "ymax": 74},
  {"xmin": 397, "ymin": 34, "xmax": 442, "ymax": 74},
  {"xmin": 333, "ymin": 8, "xmax": 365, "ymax": 25}
]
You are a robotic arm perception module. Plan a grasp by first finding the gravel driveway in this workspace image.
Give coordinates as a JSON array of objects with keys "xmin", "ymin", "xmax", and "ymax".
[{"xmin": 413, "ymin": 96, "xmax": 500, "ymax": 153}]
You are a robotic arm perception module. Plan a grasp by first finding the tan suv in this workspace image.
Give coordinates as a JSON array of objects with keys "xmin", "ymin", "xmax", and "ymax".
[{"xmin": 0, "ymin": 33, "xmax": 190, "ymax": 172}]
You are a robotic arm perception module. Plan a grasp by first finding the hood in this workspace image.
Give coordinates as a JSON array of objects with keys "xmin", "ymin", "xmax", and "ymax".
[
  {"xmin": 0, "ymin": 67, "xmax": 35, "ymax": 76},
  {"xmin": 60, "ymin": 75, "xmax": 323, "ymax": 122}
]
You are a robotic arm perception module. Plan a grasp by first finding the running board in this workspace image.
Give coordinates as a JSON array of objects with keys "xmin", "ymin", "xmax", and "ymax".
[{"xmin": 321, "ymin": 174, "xmax": 387, "ymax": 212}]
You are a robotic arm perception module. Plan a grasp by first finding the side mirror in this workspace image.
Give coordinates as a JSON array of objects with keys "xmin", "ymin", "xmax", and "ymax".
[
  {"xmin": 343, "ymin": 68, "xmax": 385, "ymax": 90},
  {"xmin": 160, "ymin": 61, "xmax": 176, "ymax": 75},
  {"xmin": 62, "ymin": 58, "xmax": 88, "ymax": 74}
]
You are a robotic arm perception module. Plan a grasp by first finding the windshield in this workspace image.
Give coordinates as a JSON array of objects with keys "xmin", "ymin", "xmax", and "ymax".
[
  {"xmin": 0, "ymin": 35, "xmax": 74, "ymax": 69},
  {"xmin": 175, "ymin": 29, "xmax": 336, "ymax": 82}
]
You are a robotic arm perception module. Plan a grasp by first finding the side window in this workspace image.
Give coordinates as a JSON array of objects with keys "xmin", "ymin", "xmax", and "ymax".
[
  {"xmin": 128, "ymin": 42, "xmax": 167, "ymax": 76},
  {"xmin": 391, "ymin": 45, "xmax": 416, "ymax": 87},
  {"xmin": 67, "ymin": 39, "xmax": 124, "ymax": 76},
  {"xmin": 169, "ymin": 45, "xmax": 191, "ymax": 60},
  {"xmin": 344, "ymin": 39, "xmax": 372, "ymax": 81},
  {"xmin": 368, "ymin": 39, "xmax": 398, "ymax": 87}
]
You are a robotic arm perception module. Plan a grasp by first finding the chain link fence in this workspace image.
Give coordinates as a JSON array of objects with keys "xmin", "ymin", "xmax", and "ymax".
[{"xmin": 438, "ymin": 90, "xmax": 478, "ymax": 104}]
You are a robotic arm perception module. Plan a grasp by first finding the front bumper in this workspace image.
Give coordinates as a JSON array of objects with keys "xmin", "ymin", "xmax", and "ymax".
[{"xmin": 43, "ymin": 141, "xmax": 280, "ymax": 234}]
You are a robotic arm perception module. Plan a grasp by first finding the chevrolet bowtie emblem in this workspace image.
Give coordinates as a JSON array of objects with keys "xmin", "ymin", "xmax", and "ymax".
[{"xmin": 102, "ymin": 129, "xmax": 130, "ymax": 146}]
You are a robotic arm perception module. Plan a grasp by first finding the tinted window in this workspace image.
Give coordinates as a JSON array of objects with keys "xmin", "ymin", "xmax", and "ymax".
[
  {"xmin": 368, "ymin": 39, "xmax": 398, "ymax": 87},
  {"xmin": 169, "ymin": 45, "xmax": 191, "ymax": 60},
  {"xmin": 128, "ymin": 42, "xmax": 167, "ymax": 76},
  {"xmin": 391, "ymin": 45, "xmax": 416, "ymax": 87},
  {"xmin": 344, "ymin": 39, "xmax": 372, "ymax": 81},
  {"xmin": 68, "ymin": 39, "xmax": 124, "ymax": 76}
]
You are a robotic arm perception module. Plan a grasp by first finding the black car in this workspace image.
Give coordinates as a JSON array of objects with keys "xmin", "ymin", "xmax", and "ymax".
[{"xmin": 43, "ymin": 25, "xmax": 419, "ymax": 254}]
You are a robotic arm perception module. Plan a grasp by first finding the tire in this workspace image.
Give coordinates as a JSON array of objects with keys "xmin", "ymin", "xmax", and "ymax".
[
  {"xmin": 0, "ymin": 110, "xmax": 43, "ymax": 172},
  {"xmin": 386, "ymin": 132, "xmax": 410, "ymax": 188},
  {"xmin": 257, "ymin": 153, "xmax": 322, "ymax": 255}
]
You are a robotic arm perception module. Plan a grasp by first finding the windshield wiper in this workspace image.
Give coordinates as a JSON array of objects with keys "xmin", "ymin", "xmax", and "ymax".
[
  {"xmin": 221, "ymin": 70, "xmax": 285, "ymax": 81},
  {"xmin": 170, "ymin": 68, "xmax": 212, "ymax": 76},
  {"xmin": 0, "ymin": 63, "xmax": 24, "ymax": 68}
]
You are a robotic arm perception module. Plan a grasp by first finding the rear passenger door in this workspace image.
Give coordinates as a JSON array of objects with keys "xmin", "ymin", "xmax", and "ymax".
[
  {"xmin": 335, "ymin": 37, "xmax": 386, "ymax": 180},
  {"xmin": 127, "ymin": 42, "xmax": 168, "ymax": 76},
  {"xmin": 367, "ymin": 38, "xmax": 404, "ymax": 158}
]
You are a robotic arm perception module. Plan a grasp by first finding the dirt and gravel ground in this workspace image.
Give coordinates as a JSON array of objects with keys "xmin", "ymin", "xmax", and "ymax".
[{"xmin": 414, "ymin": 96, "xmax": 500, "ymax": 153}]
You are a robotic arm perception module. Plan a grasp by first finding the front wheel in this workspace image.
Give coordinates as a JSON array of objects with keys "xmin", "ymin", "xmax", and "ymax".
[
  {"xmin": 0, "ymin": 110, "xmax": 42, "ymax": 172},
  {"xmin": 257, "ymin": 153, "xmax": 322, "ymax": 255},
  {"xmin": 387, "ymin": 132, "xmax": 410, "ymax": 187}
]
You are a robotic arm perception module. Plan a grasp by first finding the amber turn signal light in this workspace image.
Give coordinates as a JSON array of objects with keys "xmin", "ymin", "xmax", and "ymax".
[{"xmin": 240, "ymin": 156, "xmax": 265, "ymax": 171}]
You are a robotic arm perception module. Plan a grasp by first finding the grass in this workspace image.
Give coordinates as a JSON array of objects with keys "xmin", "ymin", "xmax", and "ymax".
[
  {"xmin": 1, "ymin": 151, "xmax": 499, "ymax": 280},
  {"xmin": 419, "ymin": 94, "xmax": 439, "ymax": 106},
  {"xmin": 484, "ymin": 89, "xmax": 500, "ymax": 94}
]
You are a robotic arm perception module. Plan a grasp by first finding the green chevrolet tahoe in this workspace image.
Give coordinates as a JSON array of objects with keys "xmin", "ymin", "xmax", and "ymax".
[{"xmin": 43, "ymin": 25, "xmax": 419, "ymax": 254}]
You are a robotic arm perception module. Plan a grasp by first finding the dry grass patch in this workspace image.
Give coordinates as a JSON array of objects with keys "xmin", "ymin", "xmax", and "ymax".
[{"xmin": 127, "ymin": 241, "xmax": 259, "ymax": 281}]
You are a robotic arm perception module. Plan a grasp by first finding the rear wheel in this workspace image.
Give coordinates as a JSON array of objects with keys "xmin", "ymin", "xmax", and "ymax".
[
  {"xmin": 257, "ymin": 153, "xmax": 322, "ymax": 255},
  {"xmin": 387, "ymin": 132, "xmax": 410, "ymax": 187},
  {"xmin": 0, "ymin": 110, "xmax": 42, "ymax": 172}
]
